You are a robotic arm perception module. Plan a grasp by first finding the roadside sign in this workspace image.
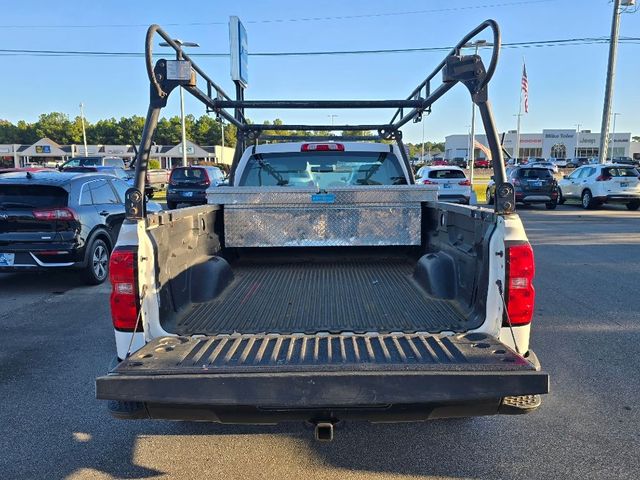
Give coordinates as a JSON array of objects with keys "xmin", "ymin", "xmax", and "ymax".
[{"xmin": 229, "ymin": 16, "xmax": 248, "ymax": 87}]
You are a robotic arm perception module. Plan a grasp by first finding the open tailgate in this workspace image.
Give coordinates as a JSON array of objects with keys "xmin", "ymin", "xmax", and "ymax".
[{"xmin": 97, "ymin": 332, "xmax": 548, "ymax": 408}]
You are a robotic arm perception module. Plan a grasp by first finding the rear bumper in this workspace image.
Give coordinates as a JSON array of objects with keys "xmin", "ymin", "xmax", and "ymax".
[
  {"xmin": 516, "ymin": 194, "xmax": 554, "ymax": 203},
  {"xmin": 596, "ymin": 194, "xmax": 640, "ymax": 203},
  {"xmin": 0, "ymin": 243, "xmax": 83, "ymax": 271},
  {"xmin": 96, "ymin": 333, "xmax": 549, "ymax": 421},
  {"xmin": 166, "ymin": 190, "xmax": 207, "ymax": 204}
]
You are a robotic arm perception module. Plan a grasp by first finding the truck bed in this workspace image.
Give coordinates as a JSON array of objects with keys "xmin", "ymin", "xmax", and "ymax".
[{"xmin": 175, "ymin": 255, "xmax": 468, "ymax": 335}]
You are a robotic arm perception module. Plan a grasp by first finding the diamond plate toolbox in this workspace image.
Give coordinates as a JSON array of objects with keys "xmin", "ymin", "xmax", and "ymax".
[{"xmin": 207, "ymin": 186, "xmax": 438, "ymax": 247}]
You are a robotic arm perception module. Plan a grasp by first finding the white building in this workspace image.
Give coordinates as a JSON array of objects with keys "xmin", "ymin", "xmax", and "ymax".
[{"xmin": 445, "ymin": 129, "xmax": 637, "ymax": 161}]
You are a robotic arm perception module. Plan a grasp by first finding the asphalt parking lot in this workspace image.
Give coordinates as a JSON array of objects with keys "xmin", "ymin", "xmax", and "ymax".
[{"xmin": 1, "ymin": 204, "xmax": 639, "ymax": 480}]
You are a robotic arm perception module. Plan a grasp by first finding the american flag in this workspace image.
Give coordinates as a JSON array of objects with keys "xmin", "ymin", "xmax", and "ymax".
[{"xmin": 521, "ymin": 62, "xmax": 529, "ymax": 113}]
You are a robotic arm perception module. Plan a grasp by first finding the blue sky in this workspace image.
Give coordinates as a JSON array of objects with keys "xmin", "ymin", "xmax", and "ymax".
[{"xmin": 1, "ymin": 0, "xmax": 639, "ymax": 143}]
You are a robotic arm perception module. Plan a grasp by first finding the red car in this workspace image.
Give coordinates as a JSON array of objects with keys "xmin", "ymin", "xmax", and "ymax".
[
  {"xmin": 432, "ymin": 158, "xmax": 448, "ymax": 166},
  {"xmin": 473, "ymin": 158, "xmax": 490, "ymax": 169}
]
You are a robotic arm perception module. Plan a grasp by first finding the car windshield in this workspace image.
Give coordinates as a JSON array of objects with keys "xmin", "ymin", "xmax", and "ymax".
[
  {"xmin": 0, "ymin": 185, "xmax": 68, "ymax": 209},
  {"xmin": 603, "ymin": 167, "xmax": 639, "ymax": 178},
  {"xmin": 428, "ymin": 169, "xmax": 465, "ymax": 179},
  {"xmin": 518, "ymin": 168, "xmax": 553, "ymax": 179},
  {"xmin": 238, "ymin": 151, "xmax": 407, "ymax": 188}
]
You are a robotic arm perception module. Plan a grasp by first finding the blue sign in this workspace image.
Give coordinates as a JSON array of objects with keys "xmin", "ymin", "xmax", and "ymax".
[
  {"xmin": 229, "ymin": 16, "xmax": 248, "ymax": 87},
  {"xmin": 311, "ymin": 193, "xmax": 335, "ymax": 204}
]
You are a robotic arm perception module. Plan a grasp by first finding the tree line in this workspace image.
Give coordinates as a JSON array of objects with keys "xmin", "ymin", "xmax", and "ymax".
[
  {"xmin": 0, "ymin": 113, "xmax": 445, "ymax": 157},
  {"xmin": 0, "ymin": 113, "xmax": 237, "ymax": 147}
]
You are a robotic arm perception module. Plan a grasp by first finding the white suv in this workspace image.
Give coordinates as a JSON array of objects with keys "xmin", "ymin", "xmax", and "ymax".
[
  {"xmin": 558, "ymin": 164, "xmax": 640, "ymax": 210},
  {"xmin": 415, "ymin": 166, "xmax": 471, "ymax": 204}
]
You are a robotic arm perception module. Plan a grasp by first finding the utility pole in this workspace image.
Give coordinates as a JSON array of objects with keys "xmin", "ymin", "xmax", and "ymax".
[
  {"xmin": 598, "ymin": 0, "xmax": 632, "ymax": 164},
  {"xmin": 159, "ymin": 39, "xmax": 200, "ymax": 167},
  {"xmin": 79, "ymin": 102, "xmax": 88, "ymax": 157}
]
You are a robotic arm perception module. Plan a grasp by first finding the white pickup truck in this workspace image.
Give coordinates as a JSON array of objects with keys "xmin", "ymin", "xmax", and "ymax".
[{"xmin": 96, "ymin": 20, "xmax": 548, "ymax": 440}]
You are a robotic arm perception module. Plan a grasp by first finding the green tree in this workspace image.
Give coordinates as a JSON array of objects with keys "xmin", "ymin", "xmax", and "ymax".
[
  {"xmin": 116, "ymin": 115, "xmax": 145, "ymax": 144},
  {"xmin": 33, "ymin": 112, "xmax": 73, "ymax": 144},
  {"xmin": 16, "ymin": 120, "xmax": 38, "ymax": 144},
  {"xmin": 87, "ymin": 118, "xmax": 118, "ymax": 144},
  {"xmin": 0, "ymin": 120, "xmax": 19, "ymax": 143}
]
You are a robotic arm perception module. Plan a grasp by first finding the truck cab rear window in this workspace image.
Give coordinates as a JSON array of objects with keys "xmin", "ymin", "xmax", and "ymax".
[
  {"xmin": 239, "ymin": 152, "xmax": 407, "ymax": 188},
  {"xmin": 0, "ymin": 185, "xmax": 68, "ymax": 208}
]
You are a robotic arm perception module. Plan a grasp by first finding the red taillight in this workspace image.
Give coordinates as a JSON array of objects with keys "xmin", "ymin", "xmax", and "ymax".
[
  {"xmin": 422, "ymin": 179, "xmax": 436, "ymax": 184},
  {"xmin": 505, "ymin": 243, "xmax": 535, "ymax": 326},
  {"xmin": 200, "ymin": 168, "xmax": 211, "ymax": 187},
  {"xmin": 459, "ymin": 179, "xmax": 471, "ymax": 186},
  {"xmin": 32, "ymin": 207, "xmax": 76, "ymax": 221},
  {"xmin": 109, "ymin": 246, "xmax": 141, "ymax": 332},
  {"xmin": 595, "ymin": 175, "xmax": 611, "ymax": 181},
  {"xmin": 301, "ymin": 143, "xmax": 345, "ymax": 152}
]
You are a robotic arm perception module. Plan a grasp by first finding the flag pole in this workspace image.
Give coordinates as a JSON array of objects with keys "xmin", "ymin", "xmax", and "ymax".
[{"xmin": 515, "ymin": 58, "xmax": 524, "ymax": 163}]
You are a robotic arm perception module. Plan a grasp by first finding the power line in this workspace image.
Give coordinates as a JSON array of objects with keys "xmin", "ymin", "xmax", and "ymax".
[
  {"xmin": 0, "ymin": 37, "xmax": 637, "ymax": 58},
  {"xmin": 0, "ymin": 0, "xmax": 558, "ymax": 29}
]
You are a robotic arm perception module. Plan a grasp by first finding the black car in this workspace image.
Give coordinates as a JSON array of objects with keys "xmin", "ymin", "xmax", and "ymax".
[
  {"xmin": 166, "ymin": 166, "xmax": 225, "ymax": 209},
  {"xmin": 486, "ymin": 166, "xmax": 558, "ymax": 209},
  {"xmin": 0, "ymin": 171, "xmax": 159, "ymax": 284}
]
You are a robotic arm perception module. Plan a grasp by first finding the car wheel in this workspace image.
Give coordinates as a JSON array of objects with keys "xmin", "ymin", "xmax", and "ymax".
[
  {"xmin": 626, "ymin": 200, "xmax": 640, "ymax": 211},
  {"xmin": 147, "ymin": 190, "xmax": 155, "ymax": 199},
  {"xmin": 166, "ymin": 201, "xmax": 177, "ymax": 209},
  {"xmin": 83, "ymin": 238, "xmax": 110, "ymax": 285},
  {"xmin": 486, "ymin": 189, "xmax": 493, "ymax": 205},
  {"xmin": 558, "ymin": 188, "xmax": 566, "ymax": 205},
  {"xmin": 581, "ymin": 189, "xmax": 595, "ymax": 210},
  {"xmin": 545, "ymin": 200, "xmax": 557, "ymax": 210}
]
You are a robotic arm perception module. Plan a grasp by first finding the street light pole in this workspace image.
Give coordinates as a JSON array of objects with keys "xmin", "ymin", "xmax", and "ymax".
[
  {"xmin": 79, "ymin": 102, "xmax": 88, "ymax": 157},
  {"xmin": 610, "ymin": 113, "xmax": 621, "ymax": 160},
  {"xmin": 328, "ymin": 114, "xmax": 338, "ymax": 127},
  {"xmin": 575, "ymin": 123, "xmax": 581, "ymax": 158},
  {"xmin": 159, "ymin": 39, "xmax": 200, "ymax": 167},
  {"xmin": 462, "ymin": 39, "xmax": 488, "ymax": 184}
]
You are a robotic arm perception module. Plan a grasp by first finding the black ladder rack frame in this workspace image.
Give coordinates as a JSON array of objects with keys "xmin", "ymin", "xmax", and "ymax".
[{"xmin": 128, "ymin": 19, "xmax": 514, "ymax": 218}]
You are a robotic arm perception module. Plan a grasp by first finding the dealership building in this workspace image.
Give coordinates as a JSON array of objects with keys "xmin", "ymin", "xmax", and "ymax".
[
  {"xmin": 444, "ymin": 129, "xmax": 639, "ymax": 161},
  {"xmin": 0, "ymin": 138, "xmax": 235, "ymax": 169}
]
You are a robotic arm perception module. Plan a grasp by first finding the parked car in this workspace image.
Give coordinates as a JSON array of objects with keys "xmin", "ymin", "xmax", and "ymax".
[
  {"xmin": 432, "ymin": 158, "xmax": 448, "ymax": 166},
  {"xmin": 473, "ymin": 158, "xmax": 490, "ymax": 169},
  {"xmin": 449, "ymin": 157, "xmax": 468, "ymax": 169},
  {"xmin": 0, "ymin": 171, "xmax": 161, "ymax": 284},
  {"xmin": 529, "ymin": 161, "xmax": 559, "ymax": 174},
  {"xmin": 568, "ymin": 157, "xmax": 590, "ymax": 168},
  {"xmin": 611, "ymin": 156, "xmax": 640, "ymax": 167},
  {"xmin": 166, "ymin": 166, "xmax": 226, "ymax": 209},
  {"xmin": 558, "ymin": 164, "xmax": 640, "ymax": 210},
  {"xmin": 60, "ymin": 156, "xmax": 126, "ymax": 169},
  {"xmin": 144, "ymin": 168, "xmax": 170, "ymax": 198},
  {"xmin": 62, "ymin": 165, "xmax": 132, "ymax": 182},
  {"xmin": 415, "ymin": 165, "xmax": 471, "ymax": 204},
  {"xmin": 486, "ymin": 166, "xmax": 558, "ymax": 209},
  {"xmin": 527, "ymin": 157, "xmax": 546, "ymax": 164},
  {"xmin": 549, "ymin": 157, "xmax": 568, "ymax": 168}
]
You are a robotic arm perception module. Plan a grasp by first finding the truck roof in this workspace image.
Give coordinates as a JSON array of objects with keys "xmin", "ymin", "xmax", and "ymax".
[{"xmin": 253, "ymin": 142, "xmax": 391, "ymax": 155}]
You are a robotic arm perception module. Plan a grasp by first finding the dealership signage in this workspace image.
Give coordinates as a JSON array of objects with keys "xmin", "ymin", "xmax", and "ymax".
[
  {"xmin": 229, "ymin": 16, "xmax": 248, "ymax": 87},
  {"xmin": 35, "ymin": 145, "xmax": 51, "ymax": 154}
]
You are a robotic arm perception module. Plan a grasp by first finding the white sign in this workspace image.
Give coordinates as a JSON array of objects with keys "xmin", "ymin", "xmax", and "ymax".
[
  {"xmin": 166, "ymin": 60, "xmax": 192, "ymax": 81},
  {"xmin": 229, "ymin": 16, "xmax": 248, "ymax": 87}
]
